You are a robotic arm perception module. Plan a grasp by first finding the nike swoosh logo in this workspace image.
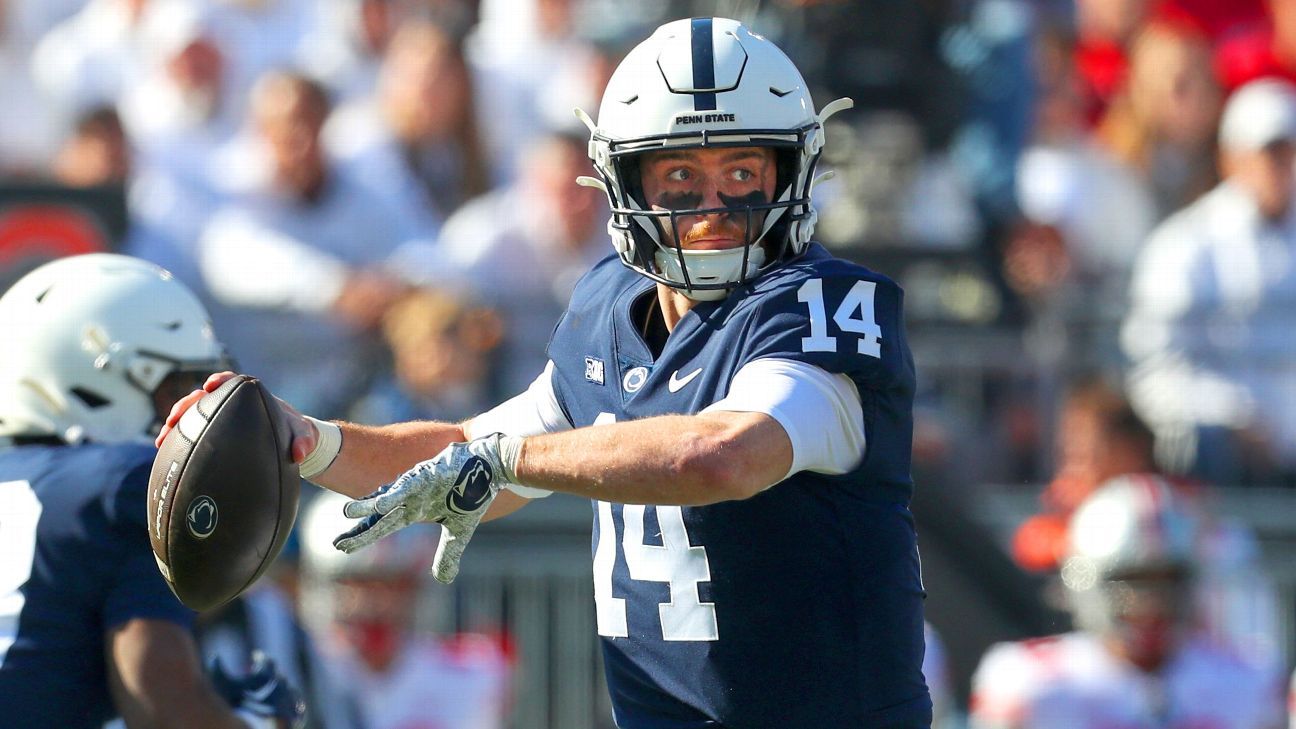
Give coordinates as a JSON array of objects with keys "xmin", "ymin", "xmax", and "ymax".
[{"xmin": 668, "ymin": 367, "xmax": 703, "ymax": 393}]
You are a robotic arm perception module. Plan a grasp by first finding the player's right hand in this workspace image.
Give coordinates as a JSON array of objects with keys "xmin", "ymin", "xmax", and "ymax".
[
  {"xmin": 210, "ymin": 651, "xmax": 307, "ymax": 729},
  {"xmin": 155, "ymin": 371, "xmax": 319, "ymax": 464},
  {"xmin": 332, "ymin": 434, "xmax": 518, "ymax": 583}
]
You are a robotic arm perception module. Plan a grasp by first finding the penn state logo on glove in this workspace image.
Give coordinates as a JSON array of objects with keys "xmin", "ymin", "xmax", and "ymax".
[
  {"xmin": 447, "ymin": 457, "xmax": 494, "ymax": 515},
  {"xmin": 332, "ymin": 433, "xmax": 522, "ymax": 583}
]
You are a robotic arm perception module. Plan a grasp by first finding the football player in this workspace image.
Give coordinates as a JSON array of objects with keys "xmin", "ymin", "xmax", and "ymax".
[
  {"xmin": 0, "ymin": 254, "xmax": 305, "ymax": 729},
  {"xmin": 297, "ymin": 491, "xmax": 510, "ymax": 729},
  {"xmin": 970, "ymin": 474, "xmax": 1284, "ymax": 729},
  {"xmin": 162, "ymin": 17, "xmax": 931, "ymax": 727}
]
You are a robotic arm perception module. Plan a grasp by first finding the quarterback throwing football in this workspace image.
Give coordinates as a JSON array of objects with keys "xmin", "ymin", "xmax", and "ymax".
[{"xmin": 163, "ymin": 17, "xmax": 931, "ymax": 728}]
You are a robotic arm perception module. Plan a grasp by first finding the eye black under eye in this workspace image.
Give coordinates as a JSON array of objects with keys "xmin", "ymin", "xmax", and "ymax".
[
  {"xmin": 717, "ymin": 191, "xmax": 768, "ymax": 208},
  {"xmin": 655, "ymin": 191, "xmax": 703, "ymax": 210}
]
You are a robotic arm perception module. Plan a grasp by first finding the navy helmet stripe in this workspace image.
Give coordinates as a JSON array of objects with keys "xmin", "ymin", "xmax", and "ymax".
[{"xmin": 690, "ymin": 18, "xmax": 717, "ymax": 111}]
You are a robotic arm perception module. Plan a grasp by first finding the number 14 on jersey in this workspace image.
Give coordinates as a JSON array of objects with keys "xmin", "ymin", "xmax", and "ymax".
[
  {"xmin": 797, "ymin": 278, "xmax": 882, "ymax": 357},
  {"xmin": 590, "ymin": 414, "xmax": 719, "ymax": 642}
]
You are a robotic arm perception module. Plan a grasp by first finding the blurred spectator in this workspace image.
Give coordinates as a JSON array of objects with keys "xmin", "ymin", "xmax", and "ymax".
[
  {"xmin": 198, "ymin": 583, "xmax": 368, "ymax": 729},
  {"xmin": 111, "ymin": 3, "xmax": 244, "ymax": 295},
  {"xmin": 1073, "ymin": 0, "xmax": 1154, "ymax": 124},
  {"xmin": 431, "ymin": 130, "xmax": 607, "ymax": 398},
  {"xmin": 298, "ymin": 0, "xmax": 473, "ymax": 103},
  {"xmin": 1007, "ymin": 147, "xmax": 1153, "ymax": 302},
  {"xmin": 298, "ymin": 0, "xmax": 398, "ymax": 101},
  {"xmin": 348, "ymin": 287, "xmax": 503, "ymax": 425},
  {"xmin": 971, "ymin": 475, "xmax": 1284, "ymax": 728},
  {"xmin": 30, "ymin": 0, "xmax": 155, "ymax": 120},
  {"xmin": 1123, "ymin": 78, "xmax": 1296, "ymax": 486},
  {"xmin": 1217, "ymin": 0, "xmax": 1296, "ymax": 91},
  {"xmin": 0, "ymin": 0, "xmax": 69, "ymax": 174},
  {"xmin": 1096, "ymin": 19, "xmax": 1221, "ymax": 217},
  {"xmin": 532, "ymin": 28, "xmax": 631, "ymax": 135},
  {"xmin": 1072, "ymin": 0, "xmax": 1260, "ymax": 125},
  {"xmin": 467, "ymin": 0, "xmax": 594, "ymax": 179},
  {"xmin": 199, "ymin": 0, "xmax": 315, "ymax": 117},
  {"xmin": 1010, "ymin": 26, "xmax": 1156, "ymax": 301},
  {"xmin": 326, "ymin": 19, "xmax": 491, "ymax": 237},
  {"xmin": 198, "ymin": 71, "xmax": 412, "ymax": 417},
  {"xmin": 41, "ymin": 103, "xmax": 216, "ymax": 297},
  {"xmin": 299, "ymin": 491, "xmax": 511, "ymax": 729},
  {"xmin": 117, "ymin": 4, "xmax": 236, "ymax": 146},
  {"xmin": 49, "ymin": 106, "xmax": 130, "ymax": 188},
  {"xmin": 300, "ymin": 0, "xmax": 406, "ymax": 102}
]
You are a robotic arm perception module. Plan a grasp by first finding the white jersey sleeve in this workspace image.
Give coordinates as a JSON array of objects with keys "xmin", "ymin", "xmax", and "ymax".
[
  {"xmin": 466, "ymin": 361, "xmax": 572, "ymax": 498},
  {"xmin": 703, "ymin": 357, "xmax": 865, "ymax": 481},
  {"xmin": 969, "ymin": 639, "xmax": 1043, "ymax": 729}
]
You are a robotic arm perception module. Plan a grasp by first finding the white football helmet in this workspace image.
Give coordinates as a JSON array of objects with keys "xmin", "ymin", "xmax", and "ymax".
[
  {"xmin": 577, "ymin": 17, "xmax": 853, "ymax": 300},
  {"xmin": 0, "ymin": 254, "xmax": 227, "ymax": 445},
  {"xmin": 1061, "ymin": 474, "xmax": 1200, "ymax": 664},
  {"xmin": 296, "ymin": 487, "xmax": 438, "ymax": 653}
]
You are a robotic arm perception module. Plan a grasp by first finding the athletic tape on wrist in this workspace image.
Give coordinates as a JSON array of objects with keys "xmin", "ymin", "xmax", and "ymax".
[
  {"xmin": 494, "ymin": 433, "xmax": 552, "ymax": 498},
  {"xmin": 496, "ymin": 433, "xmax": 523, "ymax": 484},
  {"xmin": 299, "ymin": 416, "xmax": 342, "ymax": 480}
]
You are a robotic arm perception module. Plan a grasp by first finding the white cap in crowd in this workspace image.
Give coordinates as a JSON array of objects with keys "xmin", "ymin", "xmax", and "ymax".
[{"xmin": 1219, "ymin": 77, "xmax": 1296, "ymax": 152}]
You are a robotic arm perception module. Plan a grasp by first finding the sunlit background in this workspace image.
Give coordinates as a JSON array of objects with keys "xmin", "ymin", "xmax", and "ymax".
[{"xmin": 3, "ymin": 0, "xmax": 1296, "ymax": 727}]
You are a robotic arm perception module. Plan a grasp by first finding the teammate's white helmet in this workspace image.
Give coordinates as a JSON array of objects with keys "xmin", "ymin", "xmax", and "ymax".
[
  {"xmin": 0, "ymin": 254, "xmax": 227, "ymax": 444},
  {"xmin": 1061, "ymin": 474, "xmax": 1200, "ymax": 648},
  {"xmin": 578, "ymin": 17, "xmax": 853, "ymax": 300}
]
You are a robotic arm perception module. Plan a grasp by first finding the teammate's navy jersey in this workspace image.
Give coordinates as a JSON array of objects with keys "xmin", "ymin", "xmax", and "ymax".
[
  {"xmin": 547, "ymin": 244, "xmax": 931, "ymax": 728},
  {"xmin": 0, "ymin": 443, "xmax": 194, "ymax": 728}
]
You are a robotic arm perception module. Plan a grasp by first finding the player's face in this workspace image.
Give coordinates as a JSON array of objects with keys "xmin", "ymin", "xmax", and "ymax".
[
  {"xmin": 333, "ymin": 576, "xmax": 417, "ymax": 672},
  {"xmin": 639, "ymin": 146, "xmax": 778, "ymax": 251},
  {"xmin": 150, "ymin": 370, "xmax": 214, "ymax": 425},
  {"xmin": 1102, "ymin": 566, "xmax": 1193, "ymax": 670}
]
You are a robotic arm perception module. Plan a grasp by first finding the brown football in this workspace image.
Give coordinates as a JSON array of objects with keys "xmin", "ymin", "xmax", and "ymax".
[{"xmin": 147, "ymin": 375, "xmax": 299, "ymax": 611}]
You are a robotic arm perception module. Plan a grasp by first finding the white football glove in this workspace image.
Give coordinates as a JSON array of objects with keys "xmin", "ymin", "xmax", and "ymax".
[{"xmin": 332, "ymin": 433, "xmax": 523, "ymax": 583}]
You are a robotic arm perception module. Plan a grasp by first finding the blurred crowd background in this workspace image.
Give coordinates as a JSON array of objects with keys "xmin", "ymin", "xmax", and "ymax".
[{"xmin": 4, "ymin": 0, "xmax": 1296, "ymax": 726}]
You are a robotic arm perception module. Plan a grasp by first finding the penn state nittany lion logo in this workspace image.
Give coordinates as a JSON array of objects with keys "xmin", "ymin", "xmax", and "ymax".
[
  {"xmin": 446, "ymin": 457, "xmax": 493, "ymax": 515},
  {"xmin": 186, "ymin": 495, "xmax": 218, "ymax": 540}
]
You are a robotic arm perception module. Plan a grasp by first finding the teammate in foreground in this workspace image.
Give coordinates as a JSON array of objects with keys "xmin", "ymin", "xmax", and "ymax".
[
  {"xmin": 163, "ymin": 18, "xmax": 931, "ymax": 727},
  {"xmin": 970, "ymin": 474, "xmax": 1284, "ymax": 729},
  {"xmin": 0, "ymin": 254, "xmax": 305, "ymax": 729}
]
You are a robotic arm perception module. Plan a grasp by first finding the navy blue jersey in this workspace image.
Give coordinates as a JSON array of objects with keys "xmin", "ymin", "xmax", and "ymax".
[
  {"xmin": 0, "ymin": 443, "xmax": 194, "ymax": 728},
  {"xmin": 547, "ymin": 244, "xmax": 931, "ymax": 728}
]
